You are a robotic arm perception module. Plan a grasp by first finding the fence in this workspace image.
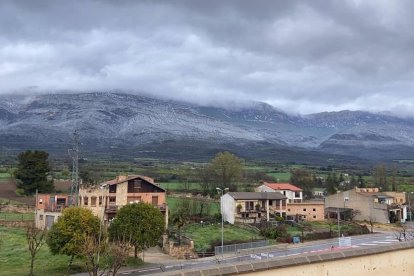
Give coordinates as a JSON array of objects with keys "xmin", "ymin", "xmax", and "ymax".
[{"xmin": 214, "ymin": 240, "xmax": 268, "ymax": 256}]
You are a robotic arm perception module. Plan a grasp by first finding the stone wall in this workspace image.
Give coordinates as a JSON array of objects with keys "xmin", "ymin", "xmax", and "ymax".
[
  {"xmin": 0, "ymin": 220, "xmax": 33, "ymax": 228},
  {"xmin": 164, "ymin": 239, "xmax": 198, "ymax": 259},
  {"xmin": 0, "ymin": 204, "xmax": 33, "ymax": 213}
]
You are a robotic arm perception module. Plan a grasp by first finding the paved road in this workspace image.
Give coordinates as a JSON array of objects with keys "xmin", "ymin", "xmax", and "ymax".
[{"xmin": 121, "ymin": 232, "xmax": 405, "ymax": 275}]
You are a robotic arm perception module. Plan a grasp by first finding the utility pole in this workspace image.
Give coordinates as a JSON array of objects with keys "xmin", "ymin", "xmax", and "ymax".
[{"xmin": 69, "ymin": 130, "xmax": 80, "ymax": 206}]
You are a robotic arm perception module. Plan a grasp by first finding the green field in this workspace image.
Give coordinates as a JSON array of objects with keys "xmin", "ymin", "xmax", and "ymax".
[
  {"xmin": 167, "ymin": 197, "xmax": 219, "ymax": 215},
  {"xmin": 0, "ymin": 173, "xmax": 11, "ymax": 180},
  {"xmin": 0, "ymin": 226, "xmax": 84, "ymax": 276},
  {"xmin": 160, "ymin": 181, "xmax": 202, "ymax": 192},
  {"xmin": 265, "ymin": 172, "xmax": 291, "ymax": 182},
  {"xmin": 0, "ymin": 212, "xmax": 34, "ymax": 221},
  {"xmin": 182, "ymin": 223, "xmax": 263, "ymax": 252}
]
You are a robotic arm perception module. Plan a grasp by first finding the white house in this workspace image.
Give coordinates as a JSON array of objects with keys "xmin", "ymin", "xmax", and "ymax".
[
  {"xmin": 221, "ymin": 192, "xmax": 287, "ymax": 224},
  {"xmin": 256, "ymin": 182, "xmax": 303, "ymax": 203}
]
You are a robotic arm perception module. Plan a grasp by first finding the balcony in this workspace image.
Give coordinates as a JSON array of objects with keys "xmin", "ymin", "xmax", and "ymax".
[
  {"xmin": 105, "ymin": 205, "xmax": 118, "ymax": 213},
  {"xmin": 43, "ymin": 204, "xmax": 68, "ymax": 212}
]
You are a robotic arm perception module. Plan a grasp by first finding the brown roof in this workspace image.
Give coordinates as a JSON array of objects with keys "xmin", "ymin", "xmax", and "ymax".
[
  {"xmin": 264, "ymin": 182, "xmax": 303, "ymax": 192},
  {"xmin": 102, "ymin": 175, "xmax": 165, "ymax": 191},
  {"xmin": 227, "ymin": 192, "xmax": 287, "ymax": 200}
]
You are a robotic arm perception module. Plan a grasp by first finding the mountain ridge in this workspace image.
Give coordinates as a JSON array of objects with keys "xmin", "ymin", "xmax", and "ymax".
[{"xmin": 1, "ymin": 92, "xmax": 413, "ymax": 163}]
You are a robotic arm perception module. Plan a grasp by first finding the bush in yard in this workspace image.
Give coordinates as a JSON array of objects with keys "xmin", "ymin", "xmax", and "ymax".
[{"xmin": 260, "ymin": 225, "xmax": 289, "ymax": 239}]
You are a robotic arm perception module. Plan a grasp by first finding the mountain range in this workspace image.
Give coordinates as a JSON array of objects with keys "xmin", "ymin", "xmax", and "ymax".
[{"xmin": 1, "ymin": 92, "xmax": 414, "ymax": 164}]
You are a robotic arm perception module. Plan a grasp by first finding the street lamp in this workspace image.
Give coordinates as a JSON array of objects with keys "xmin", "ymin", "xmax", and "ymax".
[
  {"xmin": 407, "ymin": 192, "xmax": 413, "ymax": 221},
  {"xmin": 217, "ymin": 187, "xmax": 229, "ymax": 256},
  {"xmin": 336, "ymin": 191, "xmax": 340, "ymax": 238},
  {"xmin": 97, "ymin": 183, "xmax": 108, "ymax": 265}
]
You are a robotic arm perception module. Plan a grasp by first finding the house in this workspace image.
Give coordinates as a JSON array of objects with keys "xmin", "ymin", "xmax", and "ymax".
[
  {"xmin": 287, "ymin": 201, "xmax": 325, "ymax": 221},
  {"xmin": 221, "ymin": 192, "xmax": 287, "ymax": 224},
  {"xmin": 324, "ymin": 187, "xmax": 408, "ymax": 224},
  {"xmin": 78, "ymin": 175, "xmax": 168, "ymax": 228},
  {"xmin": 35, "ymin": 174, "xmax": 168, "ymax": 229},
  {"xmin": 312, "ymin": 188, "xmax": 326, "ymax": 198},
  {"xmin": 256, "ymin": 182, "xmax": 303, "ymax": 203},
  {"xmin": 35, "ymin": 194, "xmax": 71, "ymax": 229}
]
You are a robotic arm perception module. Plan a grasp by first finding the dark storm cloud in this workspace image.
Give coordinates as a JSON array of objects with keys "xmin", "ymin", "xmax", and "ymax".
[{"xmin": 1, "ymin": 0, "xmax": 414, "ymax": 115}]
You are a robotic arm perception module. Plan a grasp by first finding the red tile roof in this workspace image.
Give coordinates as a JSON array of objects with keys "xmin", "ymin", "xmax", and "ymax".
[{"xmin": 264, "ymin": 182, "xmax": 302, "ymax": 192}]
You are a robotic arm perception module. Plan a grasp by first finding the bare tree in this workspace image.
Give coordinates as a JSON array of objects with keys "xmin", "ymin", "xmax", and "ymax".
[
  {"xmin": 327, "ymin": 218, "xmax": 337, "ymax": 237},
  {"xmin": 393, "ymin": 222, "xmax": 414, "ymax": 242},
  {"xmin": 104, "ymin": 240, "xmax": 131, "ymax": 276},
  {"xmin": 26, "ymin": 223, "xmax": 47, "ymax": 276},
  {"xmin": 82, "ymin": 234, "xmax": 107, "ymax": 276}
]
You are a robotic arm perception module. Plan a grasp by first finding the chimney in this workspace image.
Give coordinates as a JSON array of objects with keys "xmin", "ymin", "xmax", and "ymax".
[{"xmin": 116, "ymin": 175, "xmax": 128, "ymax": 182}]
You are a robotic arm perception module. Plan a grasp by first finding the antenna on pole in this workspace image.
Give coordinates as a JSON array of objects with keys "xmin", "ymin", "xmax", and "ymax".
[{"xmin": 69, "ymin": 130, "xmax": 80, "ymax": 206}]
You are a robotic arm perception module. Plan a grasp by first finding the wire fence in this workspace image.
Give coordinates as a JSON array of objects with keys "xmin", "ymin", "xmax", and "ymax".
[{"xmin": 214, "ymin": 240, "xmax": 268, "ymax": 256}]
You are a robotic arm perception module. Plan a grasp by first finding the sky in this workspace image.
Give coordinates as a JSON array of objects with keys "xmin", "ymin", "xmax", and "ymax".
[{"xmin": 1, "ymin": 0, "xmax": 414, "ymax": 116}]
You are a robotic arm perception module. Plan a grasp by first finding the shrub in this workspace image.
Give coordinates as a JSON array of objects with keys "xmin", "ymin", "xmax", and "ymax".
[
  {"xmin": 260, "ymin": 225, "xmax": 288, "ymax": 239},
  {"xmin": 15, "ymin": 188, "xmax": 25, "ymax": 196}
]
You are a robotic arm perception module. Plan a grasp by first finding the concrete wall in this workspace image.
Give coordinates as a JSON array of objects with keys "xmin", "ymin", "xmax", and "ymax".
[
  {"xmin": 287, "ymin": 202, "xmax": 325, "ymax": 221},
  {"xmin": 160, "ymin": 241, "xmax": 414, "ymax": 276},
  {"xmin": 325, "ymin": 189, "xmax": 389, "ymax": 223}
]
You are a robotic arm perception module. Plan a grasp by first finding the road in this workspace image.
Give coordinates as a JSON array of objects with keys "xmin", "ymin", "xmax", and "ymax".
[{"xmin": 121, "ymin": 232, "xmax": 404, "ymax": 275}]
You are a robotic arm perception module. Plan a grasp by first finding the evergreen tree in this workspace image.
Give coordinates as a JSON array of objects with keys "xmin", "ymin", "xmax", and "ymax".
[
  {"xmin": 14, "ymin": 150, "xmax": 54, "ymax": 195},
  {"xmin": 357, "ymin": 175, "xmax": 365, "ymax": 188}
]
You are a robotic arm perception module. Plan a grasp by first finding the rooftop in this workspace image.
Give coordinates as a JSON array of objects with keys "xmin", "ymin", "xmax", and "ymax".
[
  {"xmin": 264, "ymin": 182, "xmax": 303, "ymax": 192},
  {"xmin": 227, "ymin": 192, "xmax": 287, "ymax": 200}
]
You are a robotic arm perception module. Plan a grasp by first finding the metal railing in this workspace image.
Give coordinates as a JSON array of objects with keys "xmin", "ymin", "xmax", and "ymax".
[{"xmin": 214, "ymin": 240, "xmax": 268, "ymax": 256}]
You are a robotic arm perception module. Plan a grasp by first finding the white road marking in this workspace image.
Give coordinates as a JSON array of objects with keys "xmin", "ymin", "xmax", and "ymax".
[
  {"xmin": 360, "ymin": 243, "xmax": 378, "ymax": 246},
  {"xmin": 372, "ymin": 241, "xmax": 392, "ymax": 244}
]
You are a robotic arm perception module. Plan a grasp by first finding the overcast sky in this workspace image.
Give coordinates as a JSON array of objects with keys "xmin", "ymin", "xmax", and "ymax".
[{"xmin": 1, "ymin": 0, "xmax": 414, "ymax": 115}]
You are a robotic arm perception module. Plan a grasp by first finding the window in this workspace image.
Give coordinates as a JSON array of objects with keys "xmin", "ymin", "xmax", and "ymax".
[
  {"xmin": 242, "ymin": 213, "xmax": 249, "ymax": 218},
  {"xmin": 303, "ymin": 208, "xmax": 306, "ymax": 211},
  {"xmin": 313, "ymin": 215, "xmax": 316, "ymax": 219},
  {"xmin": 295, "ymin": 192, "xmax": 301, "ymax": 198},
  {"xmin": 99, "ymin": 196, "xmax": 103, "ymax": 206},
  {"xmin": 109, "ymin": 197, "xmax": 116, "ymax": 205},
  {"xmin": 91, "ymin": 197, "xmax": 97, "ymax": 207},
  {"xmin": 245, "ymin": 201, "xmax": 254, "ymax": 211},
  {"xmin": 84, "ymin": 197, "xmax": 88, "ymax": 206},
  {"xmin": 39, "ymin": 215, "xmax": 43, "ymax": 220},
  {"xmin": 128, "ymin": 180, "xmax": 142, "ymax": 193},
  {"xmin": 287, "ymin": 209, "xmax": 291, "ymax": 212},
  {"xmin": 109, "ymin": 185, "xmax": 117, "ymax": 193},
  {"xmin": 152, "ymin": 196, "xmax": 158, "ymax": 206},
  {"xmin": 128, "ymin": 196, "xmax": 141, "ymax": 203},
  {"xmin": 313, "ymin": 208, "xmax": 316, "ymax": 212}
]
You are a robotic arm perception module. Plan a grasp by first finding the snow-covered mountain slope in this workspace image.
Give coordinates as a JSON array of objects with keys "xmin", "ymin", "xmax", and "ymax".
[{"xmin": 1, "ymin": 92, "xmax": 413, "ymax": 161}]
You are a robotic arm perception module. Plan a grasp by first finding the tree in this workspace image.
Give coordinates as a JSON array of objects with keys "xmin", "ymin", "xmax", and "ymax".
[
  {"xmin": 373, "ymin": 164, "xmax": 387, "ymax": 191},
  {"xmin": 207, "ymin": 151, "xmax": 244, "ymax": 191},
  {"xmin": 171, "ymin": 207, "xmax": 190, "ymax": 245},
  {"xmin": 108, "ymin": 203, "xmax": 164, "ymax": 260},
  {"xmin": 14, "ymin": 150, "xmax": 54, "ymax": 195},
  {"xmin": 26, "ymin": 223, "xmax": 47, "ymax": 276},
  {"xmin": 357, "ymin": 174, "xmax": 365, "ymax": 188},
  {"xmin": 46, "ymin": 207, "xmax": 102, "ymax": 270},
  {"xmin": 290, "ymin": 168, "xmax": 314, "ymax": 198},
  {"xmin": 325, "ymin": 173, "xmax": 338, "ymax": 195}
]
